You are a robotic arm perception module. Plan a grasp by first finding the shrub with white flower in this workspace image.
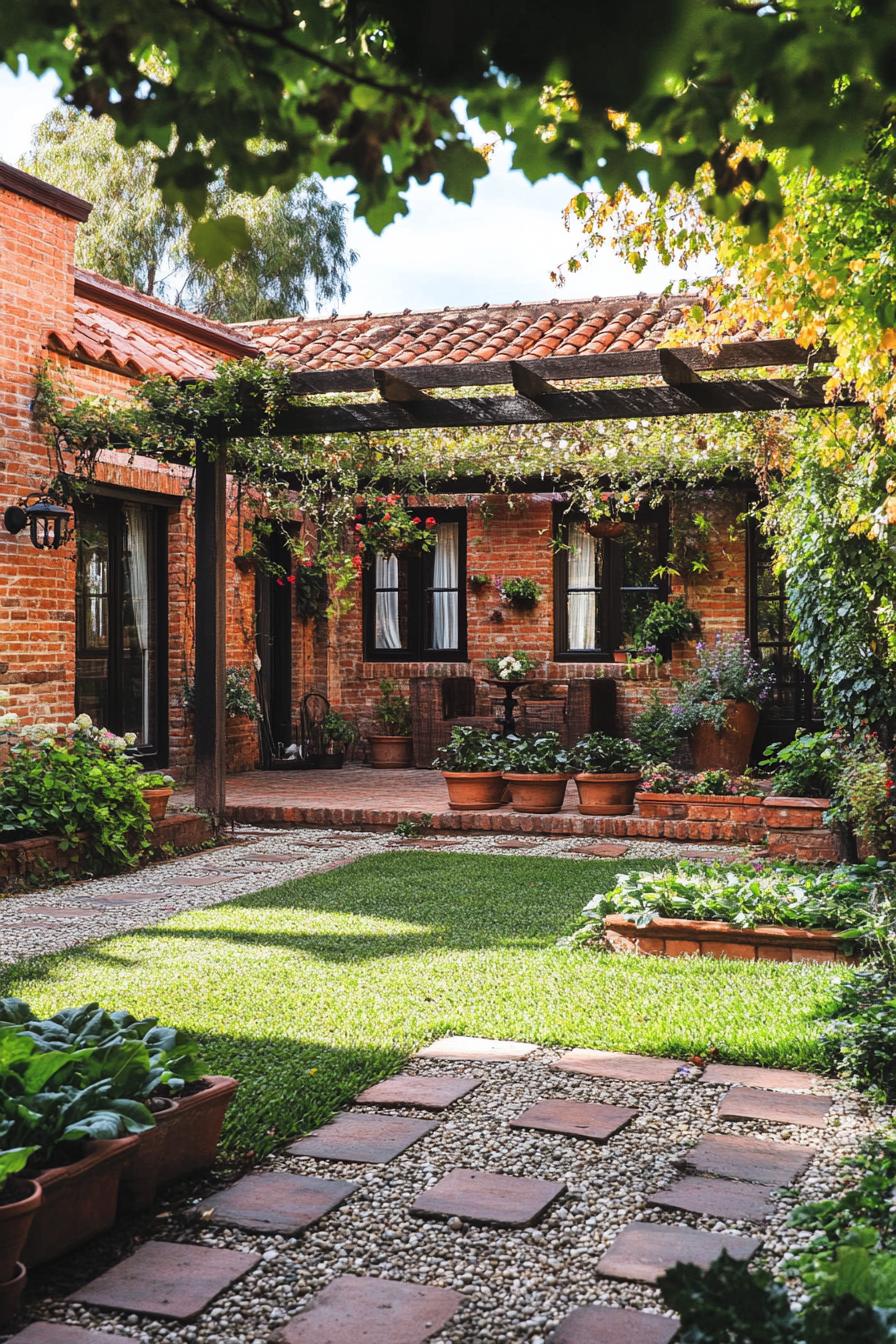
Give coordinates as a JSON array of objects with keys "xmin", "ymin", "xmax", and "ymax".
[{"xmin": 484, "ymin": 650, "xmax": 538, "ymax": 682}]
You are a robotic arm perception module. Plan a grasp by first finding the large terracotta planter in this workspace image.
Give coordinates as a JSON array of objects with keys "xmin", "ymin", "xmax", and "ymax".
[
  {"xmin": 502, "ymin": 772, "xmax": 569, "ymax": 814},
  {"xmin": 368, "ymin": 735, "xmax": 413, "ymax": 768},
  {"xmin": 689, "ymin": 700, "xmax": 759, "ymax": 774},
  {"xmin": 442, "ymin": 771, "xmax": 506, "ymax": 811},
  {"xmin": 0, "ymin": 1262, "xmax": 26, "ymax": 1325},
  {"xmin": 142, "ymin": 786, "xmax": 173, "ymax": 822},
  {"xmin": 0, "ymin": 1180, "xmax": 41, "ymax": 1282},
  {"xmin": 118, "ymin": 1097, "xmax": 178, "ymax": 1212},
  {"xmin": 24, "ymin": 1135, "xmax": 139, "ymax": 1267},
  {"xmin": 574, "ymin": 772, "xmax": 641, "ymax": 816},
  {"xmin": 154, "ymin": 1075, "xmax": 238, "ymax": 1186}
]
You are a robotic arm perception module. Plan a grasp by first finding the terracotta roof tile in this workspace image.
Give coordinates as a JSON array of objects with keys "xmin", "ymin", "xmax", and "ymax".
[{"xmin": 233, "ymin": 296, "xmax": 710, "ymax": 374}]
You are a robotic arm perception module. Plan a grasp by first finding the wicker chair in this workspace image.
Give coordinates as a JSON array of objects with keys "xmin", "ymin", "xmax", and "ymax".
[{"xmin": 409, "ymin": 676, "xmax": 496, "ymax": 768}]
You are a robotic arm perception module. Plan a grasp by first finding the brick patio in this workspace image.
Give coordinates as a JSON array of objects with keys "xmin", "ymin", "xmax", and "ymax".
[{"xmin": 211, "ymin": 766, "xmax": 765, "ymax": 845}]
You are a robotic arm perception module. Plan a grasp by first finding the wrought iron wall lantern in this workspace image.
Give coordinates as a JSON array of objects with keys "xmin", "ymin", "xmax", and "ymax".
[{"xmin": 3, "ymin": 494, "xmax": 73, "ymax": 550}]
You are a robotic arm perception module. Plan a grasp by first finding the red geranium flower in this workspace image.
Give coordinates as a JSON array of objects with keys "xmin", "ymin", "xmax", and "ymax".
[
  {"xmin": 412, "ymin": 516, "xmax": 422, "ymax": 525},
  {"xmin": 303, "ymin": 558, "xmax": 313, "ymax": 567},
  {"xmin": 425, "ymin": 516, "xmax": 437, "ymax": 527},
  {"xmin": 354, "ymin": 523, "xmax": 362, "ymax": 532},
  {"xmin": 352, "ymin": 555, "xmax": 362, "ymax": 569},
  {"xmin": 276, "ymin": 578, "xmax": 285, "ymax": 587},
  {"xmin": 383, "ymin": 512, "xmax": 391, "ymax": 521},
  {"xmin": 287, "ymin": 575, "xmax": 296, "ymax": 584}
]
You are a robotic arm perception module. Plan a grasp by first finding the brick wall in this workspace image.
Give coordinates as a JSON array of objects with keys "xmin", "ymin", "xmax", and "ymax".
[
  {"xmin": 320, "ymin": 488, "xmax": 750, "ymax": 739},
  {"xmin": 0, "ymin": 180, "xmax": 264, "ymax": 775}
]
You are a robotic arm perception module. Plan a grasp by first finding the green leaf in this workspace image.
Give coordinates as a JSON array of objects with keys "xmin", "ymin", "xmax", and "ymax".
[{"xmin": 189, "ymin": 215, "xmax": 252, "ymax": 268}]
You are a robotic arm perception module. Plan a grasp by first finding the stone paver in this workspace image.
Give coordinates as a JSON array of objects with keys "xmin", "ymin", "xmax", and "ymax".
[
  {"xmin": 176, "ymin": 875, "xmax": 239, "ymax": 887},
  {"xmin": 236, "ymin": 852, "xmax": 302, "ymax": 863},
  {"xmin": 410, "ymin": 1168, "xmax": 566, "ymax": 1227},
  {"xmin": 718, "ymin": 1086, "xmax": 833, "ymax": 1128},
  {"xmin": 681, "ymin": 1133, "xmax": 815, "ymax": 1186},
  {"xmin": 416, "ymin": 1036, "xmax": 538, "ymax": 1062},
  {"xmin": 356, "ymin": 1073, "xmax": 481, "ymax": 1109},
  {"xmin": 554, "ymin": 1049, "xmax": 685, "ymax": 1084},
  {"xmin": 567, "ymin": 843, "xmax": 631, "ymax": 857},
  {"xmin": 550, "ymin": 1304, "xmax": 680, "ymax": 1344},
  {"xmin": 648, "ymin": 1174, "xmax": 776, "ymax": 1222},
  {"xmin": 700, "ymin": 1063, "xmax": 828, "ymax": 1092},
  {"xmin": 288, "ymin": 1112, "xmax": 438, "ymax": 1163},
  {"xmin": 494, "ymin": 839, "xmax": 537, "ymax": 849},
  {"xmin": 15, "ymin": 904, "xmax": 102, "ymax": 919},
  {"xmin": 196, "ymin": 1172, "xmax": 357, "ymax": 1232},
  {"xmin": 10, "ymin": 1327, "xmax": 137, "ymax": 1344},
  {"xmin": 597, "ymin": 1221, "xmax": 761, "ymax": 1285},
  {"xmin": 69, "ymin": 1240, "xmax": 260, "ymax": 1320},
  {"xmin": 274, "ymin": 1274, "xmax": 464, "ymax": 1343},
  {"xmin": 509, "ymin": 1099, "xmax": 638, "ymax": 1143},
  {"xmin": 82, "ymin": 891, "xmax": 164, "ymax": 904}
]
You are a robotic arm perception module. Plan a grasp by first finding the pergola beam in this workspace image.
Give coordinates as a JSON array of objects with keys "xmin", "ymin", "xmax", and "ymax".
[
  {"xmin": 280, "ymin": 338, "xmax": 827, "ymax": 396},
  {"xmin": 267, "ymin": 376, "xmax": 837, "ymax": 436}
]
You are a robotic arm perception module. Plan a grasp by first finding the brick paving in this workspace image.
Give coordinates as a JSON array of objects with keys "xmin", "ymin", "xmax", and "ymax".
[
  {"xmin": 718, "ymin": 1086, "xmax": 834, "ymax": 1127},
  {"xmin": 554, "ymin": 1050, "xmax": 687, "ymax": 1084},
  {"xmin": 356, "ymin": 1074, "xmax": 481, "ymax": 1109},
  {"xmin": 288, "ymin": 1113, "xmax": 439, "ymax": 1164},
  {"xmin": 596, "ymin": 1221, "xmax": 761, "ymax": 1285},
  {"xmin": 679, "ymin": 1133, "xmax": 815, "ymax": 1185},
  {"xmin": 700, "ymin": 1063, "xmax": 829, "ymax": 1091},
  {"xmin": 273, "ymin": 1274, "xmax": 464, "ymax": 1344},
  {"xmin": 195, "ymin": 1172, "xmax": 357, "ymax": 1233},
  {"xmin": 69, "ymin": 1241, "xmax": 261, "ymax": 1320},
  {"xmin": 509, "ymin": 1099, "xmax": 638, "ymax": 1142},
  {"xmin": 410, "ymin": 1169, "xmax": 567, "ymax": 1228},
  {"xmin": 647, "ymin": 1174, "xmax": 777, "ymax": 1222},
  {"xmin": 550, "ymin": 1305, "xmax": 680, "ymax": 1344}
]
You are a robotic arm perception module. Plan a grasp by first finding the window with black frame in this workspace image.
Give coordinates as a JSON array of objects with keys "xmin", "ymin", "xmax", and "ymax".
[
  {"xmin": 553, "ymin": 505, "xmax": 667, "ymax": 659},
  {"xmin": 363, "ymin": 508, "xmax": 466, "ymax": 660}
]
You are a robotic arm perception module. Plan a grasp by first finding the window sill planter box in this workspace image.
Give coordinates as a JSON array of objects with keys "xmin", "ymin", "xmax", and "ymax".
[
  {"xmin": 0, "ymin": 1179, "xmax": 41, "ymax": 1282},
  {"xmin": 368, "ymin": 734, "xmax": 413, "ymax": 768},
  {"xmin": 635, "ymin": 792, "xmax": 764, "ymax": 823},
  {"xmin": 118, "ymin": 1097, "xmax": 178, "ymax": 1212},
  {"xmin": 689, "ymin": 701, "xmax": 759, "ymax": 775},
  {"xmin": 442, "ymin": 771, "xmax": 506, "ymax": 811},
  {"xmin": 0, "ymin": 1262, "xmax": 26, "ymax": 1326},
  {"xmin": 502, "ymin": 772, "xmax": 569, "ymax": 814},
  {"xmin": 153, "ymin": 1075, "xmax": 239, "ymax": 1187},
  {"xmin": 574, "ymin": 772, "xmax": 641, "ymax": 816},
  {"xmin": 604, "ymin": 913, "xmax": 858, "ymax": 965},
  {"xmin": 142, "ymin": 786, "xmax": 173, "ymax": 822},
  {"xmin": 23, "ymin": 1135, "xmax": 140, "ymax": 1268}
]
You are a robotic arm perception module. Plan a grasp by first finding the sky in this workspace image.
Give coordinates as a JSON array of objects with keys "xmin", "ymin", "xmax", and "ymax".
[{"xmin": 0, "ymin": 63, "xmax": 691, "ymax": 315}]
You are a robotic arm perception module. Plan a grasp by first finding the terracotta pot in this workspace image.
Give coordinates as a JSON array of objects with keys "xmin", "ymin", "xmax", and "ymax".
[
  {"xmin": 612, "ymin": 651, "xmax": 629, "ymax": 664},
  {"xmin": 154, "ymin": 1076, "xmax": 238, "ymax": 1186},
  {"xmin": 0, "ymin": 1262, "xmax": 26, "ymax": 1326},
  {"xmin": 689, "ymin": 701, "xmax": 760, "ymax": 775},
  {"xmin": 574, "ymin": 772, "xmax": 641, "ymax": 816},
  {"xmin": 118, "ymin": 1098, "xmax": 178, "ymax": 1212},
  {"xmin": 233, "ymin": 552, "xmax": 257, "ymax": 574},
  {"xmin": 142, "ymin": 786, "xmax": 173, "ymax": 822},
  {"xmin": 502, "ymin": 772, "xmax": 569, "ymax": 814},
  {"xmin": 368, "ymin": 735, "xmax": 413, "ymax": 768},
  {"xmin": 442, "ymin": 771, "xmax": 506, "ymax": 811},
  {"xmin": 24, "ymin": 1135, "xmax": 139, "ymax": 1267},
  {"xmin": 0, "ymin": 1180, "xmax": 41, "ymax": 1282},
  {"xmin": 586, "ymin": 519, "xmax": 627, "ymax": 538}
]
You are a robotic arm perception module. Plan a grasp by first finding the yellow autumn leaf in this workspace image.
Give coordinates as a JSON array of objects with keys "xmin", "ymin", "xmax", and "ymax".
[{"xmin": 881, "ymin": 329, "xmax": 896, "ymax": 351}]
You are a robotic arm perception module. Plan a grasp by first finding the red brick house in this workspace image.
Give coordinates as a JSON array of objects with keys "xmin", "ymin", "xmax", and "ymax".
[{"xmin": 0, "ymin": 162, "xmax": 812, "ymax": 776}]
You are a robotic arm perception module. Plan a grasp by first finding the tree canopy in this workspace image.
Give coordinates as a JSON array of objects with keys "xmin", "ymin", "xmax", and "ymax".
[
  {"xmin": 22, "ymin": 107, "xmax": 355, "ymax": 321},
  {"xmin": 5, "ymin": 1, "xmax": 896, "ymax": 260}
]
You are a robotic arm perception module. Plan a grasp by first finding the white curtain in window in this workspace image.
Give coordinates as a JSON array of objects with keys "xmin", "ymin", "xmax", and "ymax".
[
  {"xmin": 567, "ymin": 523, "xmax": 597, "ymax": 649},
  {"xmin": 375, "ymin": 552, "xmax": 402, "ymax": 648},
  {"xmin": 124, "ymin": 506, "xmax": 151, "ymax": 739},
  {"xmin": 432, "ymin": 522, "xmax": 459, "ymax": 650}
]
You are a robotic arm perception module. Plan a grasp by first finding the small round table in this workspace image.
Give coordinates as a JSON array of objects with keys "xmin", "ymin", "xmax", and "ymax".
[{"xmin": 485, "ymin": 677, "xmax": 529, "ymax": 736}]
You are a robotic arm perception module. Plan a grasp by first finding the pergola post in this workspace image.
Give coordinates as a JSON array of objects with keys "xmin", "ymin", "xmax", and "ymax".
[{"xmin": 194, "ymin": 443, "xmax": 227, "ymax": 819}]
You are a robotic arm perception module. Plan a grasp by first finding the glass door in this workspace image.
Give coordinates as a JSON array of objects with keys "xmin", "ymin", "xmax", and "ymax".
[{"xmin": 76, "ymin": 499, "xmax": 167, "ymax": 761}]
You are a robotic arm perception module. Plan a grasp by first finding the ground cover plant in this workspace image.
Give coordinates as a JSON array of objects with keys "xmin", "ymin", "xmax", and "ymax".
[{"xmin": 0, "ymin": 853, "xmax": 838, "ymax": 1161}]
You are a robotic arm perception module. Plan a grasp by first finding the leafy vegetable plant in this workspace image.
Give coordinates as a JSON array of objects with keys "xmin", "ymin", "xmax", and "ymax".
[
  {"xmin": 569, "ymin": 732, "xmax": 644, "ymax": 774},
  {"xmin": 501, "ymin": 732, "xmax": 570, "ymax": 775},
  {"xmin": 433, "ymin": 726, "xmax": 506, "ymax": 773}
]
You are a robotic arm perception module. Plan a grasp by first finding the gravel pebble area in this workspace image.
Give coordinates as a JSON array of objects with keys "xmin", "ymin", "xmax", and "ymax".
[
  {"xmin": 18, "ymin": 1047, "xmax": 886, "ymax": 1344},
  {"xmin": 0, "ymin": 823, "xmax": 752, "ymax": 965}
]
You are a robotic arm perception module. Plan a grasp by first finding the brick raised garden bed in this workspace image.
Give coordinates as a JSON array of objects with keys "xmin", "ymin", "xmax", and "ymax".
[
  {"xmin": 604, "ymin": 914, "xmax": 858, "ymax": 964},
  {"xmin": 764, "ymin": 796, "xmax": 840, "ymax": 861},
  {"xmin": 0, "ymin": 812, "xmax": 213, "ymax": 889}
]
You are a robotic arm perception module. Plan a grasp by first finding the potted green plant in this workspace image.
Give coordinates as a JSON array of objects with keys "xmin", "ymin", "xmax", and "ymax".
[
  {"xmin": 673, "ymin": 635, "xmax": 774, "ymax": 774},
  {"xmin": 368, "ymin": 678, "xmax": 413, "ymax": 768},
  {"xmin": 0, "ymin": 1148, "xmax": 40, "ymax": 1322},
  {"xmin": 433, "ymin": 726, "xmax": 507, "ymax": 810},
  {"xmin": 634, "ymin": 597, "xmax": 701, "ymax": 654},
  {"xmin": 320, "ymin": 710, "xmax": 359, "ymax": 769},
  {"xmin": 501, "ymin": 732, "xmax": 571, "ymax": 813},
  {"xmin": 139, "ymin": 770, "xmax": 176, "ymax": 822},
  {"xmin": 569, "ymin": 733, "xmax": 644, "ymax": 815},
  {"xmin": 498, "ymin": 577, "xmax": 543, "ymax": 611},
  {"xmin": 468, "ymin": 572, "xmax": 491, "ymax": 592}
]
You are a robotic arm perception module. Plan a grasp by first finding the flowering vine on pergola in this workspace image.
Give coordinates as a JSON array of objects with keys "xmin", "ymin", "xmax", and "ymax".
[{"xmin": 38, "ymin": 336, "xmax": 848, "ymax": 818}]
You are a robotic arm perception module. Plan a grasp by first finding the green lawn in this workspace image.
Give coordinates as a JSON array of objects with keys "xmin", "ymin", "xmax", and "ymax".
[{"xmin": 1, "ymin": 853, "xmax": 840, "ymax": 1160}]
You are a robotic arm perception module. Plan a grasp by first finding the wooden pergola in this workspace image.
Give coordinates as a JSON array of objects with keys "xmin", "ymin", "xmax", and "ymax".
[{"xmin": 191, "ymin": 336, "xmax": 839, "ymax": 815}]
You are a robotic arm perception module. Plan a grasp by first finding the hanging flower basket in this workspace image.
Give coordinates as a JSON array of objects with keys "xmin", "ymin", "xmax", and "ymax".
[{"xmin": 585, "ymin": 519, "xmax": 627, "ymax": 539}]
